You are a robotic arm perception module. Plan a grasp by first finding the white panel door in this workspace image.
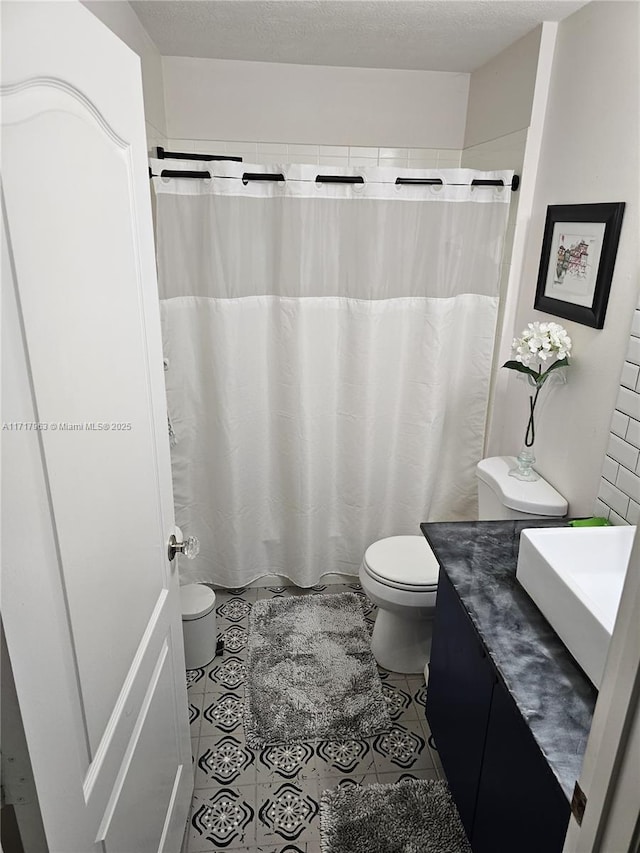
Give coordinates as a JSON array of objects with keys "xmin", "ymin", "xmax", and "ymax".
[{"xmin": 1, "ymin": 3, "xmax": 193, "ymax": 851}]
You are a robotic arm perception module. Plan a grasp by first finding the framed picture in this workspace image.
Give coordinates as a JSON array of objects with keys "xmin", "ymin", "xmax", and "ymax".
[{"xmin": 534, "ymin": 202, "xmax": 626, "ymax": 328}]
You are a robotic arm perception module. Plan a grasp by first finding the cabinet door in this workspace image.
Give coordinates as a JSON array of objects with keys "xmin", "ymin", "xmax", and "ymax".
[
  {"xmin": 426, "ymin": 572, "xmax": 496, "ymax": 837},
  {"xmin": 472, "ymin": 680, "xmax": 570, "ymax": 853}
]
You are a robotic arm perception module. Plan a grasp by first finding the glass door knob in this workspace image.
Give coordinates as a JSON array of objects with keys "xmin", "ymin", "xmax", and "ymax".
[{"xmin": 168, "ymin": 534, "xmax": 200, "ymax": 562}]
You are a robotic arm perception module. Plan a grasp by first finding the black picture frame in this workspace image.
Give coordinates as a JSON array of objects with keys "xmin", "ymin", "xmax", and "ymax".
[{"xmin": 534, "ymin": 202, "xmax": 625, "ymax": 329}]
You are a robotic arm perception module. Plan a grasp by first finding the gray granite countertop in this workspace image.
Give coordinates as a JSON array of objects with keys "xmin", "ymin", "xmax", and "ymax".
[{"xmin": 421, "ymin": 519, "xmax": 598, "ymax": 801}]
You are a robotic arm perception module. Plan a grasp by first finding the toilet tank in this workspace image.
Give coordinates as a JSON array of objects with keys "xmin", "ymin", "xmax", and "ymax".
[{"xmin": 476, "ymin": 456, "xmax": 568, "ymax": 520}]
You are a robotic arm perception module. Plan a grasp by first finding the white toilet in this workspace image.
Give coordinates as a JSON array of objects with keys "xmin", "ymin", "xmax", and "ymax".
[{"xmin": 359, "ymin": 455, "xmax": 568, "ymax": 674}]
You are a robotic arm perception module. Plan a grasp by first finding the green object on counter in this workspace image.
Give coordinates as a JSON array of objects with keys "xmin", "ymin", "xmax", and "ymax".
[{"xmin": 568, "ymin": 517, "xmax": 611, "ymax": 527}]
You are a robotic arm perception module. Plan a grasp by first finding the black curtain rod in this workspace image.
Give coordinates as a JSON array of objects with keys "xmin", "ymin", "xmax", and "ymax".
[
  {"xmin": 149, "ymin": 169, "xmax": 520, "ymax": 191},
  {"xmin": 473, "ymin": 176, "xmax": 520, "ymax": 191},
  {"xmin": 156, "ymin": 146, "xmax": 242, "ymax": 163},
  {"xmin": 154, "ymin": 146, "xmax": 519, "ymax": 188}
]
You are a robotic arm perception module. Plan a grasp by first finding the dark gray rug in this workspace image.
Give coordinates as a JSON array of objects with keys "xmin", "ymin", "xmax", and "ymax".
[
  {"xmin": 244, "ymin": 592, "xmax": 391, "ymax": 746},
  {"xmin": 320, "ymin": 778, "xmax": 472, "ymax": 853}
]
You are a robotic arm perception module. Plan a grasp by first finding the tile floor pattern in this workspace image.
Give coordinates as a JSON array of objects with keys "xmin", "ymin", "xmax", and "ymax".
[{"xmin": 182, "ymin": 583, "xmax": 444, "ymax": 853}]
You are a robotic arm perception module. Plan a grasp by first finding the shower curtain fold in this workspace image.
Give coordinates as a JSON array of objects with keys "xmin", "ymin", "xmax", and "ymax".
[{"xmin": 153, "ymin": 163, "xmax": 512, "ymax": 587}]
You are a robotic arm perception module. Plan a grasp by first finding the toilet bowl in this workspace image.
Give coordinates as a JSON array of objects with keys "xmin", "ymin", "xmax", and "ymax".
[
  {"xmin": 361, "ymin": 457, "xmax": 568, "ymax": 676},
  {"xmin": 359, "ymin": 535, "xmax": 440, "ymax": 674}
]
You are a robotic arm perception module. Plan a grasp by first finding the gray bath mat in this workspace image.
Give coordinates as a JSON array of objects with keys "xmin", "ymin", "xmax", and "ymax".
[
  {"xmin": 320, "ymin": 778, "xmax": 472, "ymax": 853},
  {"xmin": 244, "ymin": 592, "xmax": 391, "ymax": 746}
]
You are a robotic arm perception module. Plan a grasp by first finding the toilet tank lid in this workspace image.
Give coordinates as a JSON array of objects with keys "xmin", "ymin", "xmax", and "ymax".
[
  {"xmin": 476, "ymin": 456, "xmax": 568, "ymax": 517},
  {"xmin": 180, "ymin": 583, "xmax": 216, "ymax": 620}
]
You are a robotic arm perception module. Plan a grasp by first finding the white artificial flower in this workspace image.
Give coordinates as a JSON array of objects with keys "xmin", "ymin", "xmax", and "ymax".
[
  {"xmin": 504, "ymin": 321, "xmax": 573, "ymax": 456},
  {"xmin": 511, "ymin": 321, "xmax": 572, "ymax": 371}
]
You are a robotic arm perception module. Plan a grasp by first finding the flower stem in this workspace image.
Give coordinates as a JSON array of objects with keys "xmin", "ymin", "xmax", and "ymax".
[{"xmin": 525, "ymin": 385, "xmax": 541, "ymax": 447}]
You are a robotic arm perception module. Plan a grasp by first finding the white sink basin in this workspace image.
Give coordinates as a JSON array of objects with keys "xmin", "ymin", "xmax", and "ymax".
[{"xmin": 516, "ymin": 525, "xmax": 636, "ymax": 688}]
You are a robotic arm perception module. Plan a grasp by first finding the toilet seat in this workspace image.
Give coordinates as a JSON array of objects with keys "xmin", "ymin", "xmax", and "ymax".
[{"xmin": 361, "ymin": 535, "xmax": 440, "ymax": 592}]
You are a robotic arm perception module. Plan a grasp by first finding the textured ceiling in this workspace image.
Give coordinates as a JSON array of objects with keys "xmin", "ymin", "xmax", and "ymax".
[{"xmin": 131, "ymin": 0, "xmax": 588, "ymax": 72}]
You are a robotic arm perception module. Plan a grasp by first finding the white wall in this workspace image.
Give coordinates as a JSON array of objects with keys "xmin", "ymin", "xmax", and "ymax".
[
  {"xmin": 494, "ymin": 1, "xmax": 639, "ymax": 517},
  {"xmin": 461, "ymin": 25, "xmax": 548, "ymax": 279},
  {"xmin": 462, "ymin": 24, "xmax": 559, "ymax": 457},
  {"xmin": 82, "ymin": 0, "xmax": 166, "ymax": 150},
  {"xmin": 462, "ymin": 26, "xmax": 546, "ymax": 285},
  {"xmin": 464, "ymin": 26, "xmax": 542, "ymax": 150},
  {"xmin": 462, "ymin": 126, "xmax": 527, "ymax": 308},
  {"xmin": 162, "ymin": 56, "xmax": 469, "ymax": 149}
]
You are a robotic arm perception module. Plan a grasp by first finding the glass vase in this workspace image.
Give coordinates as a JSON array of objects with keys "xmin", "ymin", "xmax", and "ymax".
[
  {"xmin": 509, "ymin": 390, "xmax": 540, "ymax": 481},
  {"xmin": 509, "ymin": 445, "xmax": 540, "ymax": 481}
]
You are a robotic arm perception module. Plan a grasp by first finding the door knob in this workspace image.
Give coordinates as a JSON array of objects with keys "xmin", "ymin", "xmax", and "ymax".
[{"xmin": 168, "ymin": 534, "xmax": 200, "ymax": 562}]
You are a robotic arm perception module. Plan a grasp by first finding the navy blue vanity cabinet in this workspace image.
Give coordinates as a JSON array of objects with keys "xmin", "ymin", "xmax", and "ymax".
[
  {"xmin": 427, "ymin": 569, "xmax": 571, "ymax": 853},
  {"xmin": 471, "ymin": 681, "xmax": 570, "ymax": 853},
  {"xmin": 426, "ymin": 571, "xmax": 496, "ymax": 838}
]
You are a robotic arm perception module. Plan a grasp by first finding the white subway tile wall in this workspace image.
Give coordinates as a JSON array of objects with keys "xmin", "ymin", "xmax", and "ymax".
[
  {"xmin": 597, "ymin": 307, "xmax": 640, "ymax": 524},
  {"xmin": 602, "ymin": 454, "xmax": 620, "ymax": 485},
  {"xmin": 611, "ymin": 409, "xmax": 630, "ymax": 438},
  {"xmin": 621, "ymin": 360, "xmax": 640, "ymax": 390},
  {"xmin": 628, "ymin": 500, "xmax": 640, "ymax": 525},
  {"xmin": 155, "ymin": 139, "xmax": 462, "ymax": 169}
]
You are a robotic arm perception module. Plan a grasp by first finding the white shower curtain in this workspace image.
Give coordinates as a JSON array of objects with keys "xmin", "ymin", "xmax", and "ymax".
[{"xmin": 152, "ymin": 162, "xmax": 512, "ymax": 587}]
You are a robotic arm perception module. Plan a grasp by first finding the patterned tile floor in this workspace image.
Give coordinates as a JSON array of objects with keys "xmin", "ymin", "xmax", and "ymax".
[{"xmin": 181, "ymin": 583, "xmax": 444, "ymax": 853}]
